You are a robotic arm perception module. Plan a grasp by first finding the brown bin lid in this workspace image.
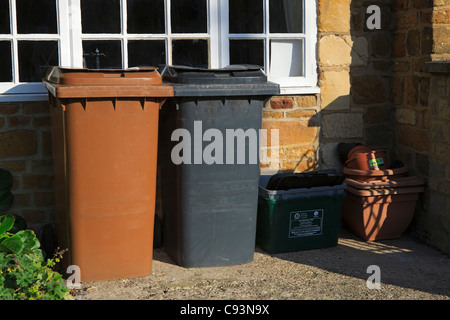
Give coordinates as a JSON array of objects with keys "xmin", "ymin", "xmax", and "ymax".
[{"xmin": 43, "ymin": 66, "xmax": 174, "ymax": 98}]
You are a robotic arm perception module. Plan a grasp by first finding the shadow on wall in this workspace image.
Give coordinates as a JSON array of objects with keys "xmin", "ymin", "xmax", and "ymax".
[
  {"xmin": 317, "ymin": 0, "xmax": 395, "ymax": 173},
  {"xmin": 260, "ymin": 1, "xmax": 450, "ymax": 297}
]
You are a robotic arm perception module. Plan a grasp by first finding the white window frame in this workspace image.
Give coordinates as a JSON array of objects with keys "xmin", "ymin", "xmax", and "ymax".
[
  {"xmin": 0, "ymin": 0, "xmax": 318, "ymax": 102},
  {"xmin": 70, "ymin": 0, "xmax": 216, "ymax": 69},
  {"xmin": 0, "ymin": 0, "xmax": 71, "ymax": 101},
  {"xmin": 218, "ymin": 0, "xmax": 318, "ymax": 94}
]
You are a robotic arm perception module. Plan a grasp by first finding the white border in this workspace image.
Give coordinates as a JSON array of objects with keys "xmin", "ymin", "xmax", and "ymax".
[{"xmin": 1, "ymin": 0, "xmax": 319, "ymax": 101}]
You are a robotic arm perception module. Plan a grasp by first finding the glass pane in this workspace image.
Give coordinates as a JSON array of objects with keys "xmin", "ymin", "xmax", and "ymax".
[
  {"xmin": 229, "ymin": 0, "xmax": 263, "ymax": 34},
  {"xmin": 269, "ymin": 0, "xmax": 303, "ymax": 33},
  {"xmin": 18, "ymin": 41, "xmax": 59, "ymax": 82},
  {"xmin": 171, "ymin": 0, "xmax": 207, "ymax": 33},
  {"xmin": 172, "ymin": 39, "xmax": 208, "ymax": 68},
  {"xmin": 0, "ymin": 41, "xmax": 12, "ymax": 82},
  {"xmin": 16, "ymin": 0, "xmax": 57, "ymax": 34},
  {"xmin": 83, "ymin": 40, "xmax": 122, "ymax": 69},
  {"xmin": 81, "ymin": 0, "xmax": 121, "ymax": 34},
  {"xmin": 0, "ymin": 0, "xmax": 10, "ymax": 34},
  {"xmin": 127, "ymin": 0, "xmax": 165, "ymax": 34},
  {"xmin": 128, "ymin": 40, "xmax": 166, "ymax": 68},
  {"xmin": 229, "ymin": 40, "xmax": 264, "ymax": 68},
  {"xmin": 270, "ymin": 39, "xmax": 303, "ymax": 77}
]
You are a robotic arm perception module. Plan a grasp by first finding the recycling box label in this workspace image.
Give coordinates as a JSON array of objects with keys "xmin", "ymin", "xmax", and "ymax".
[{"xmin": 289, "ymin": 209, "xmax": 323, "ymax": 238}]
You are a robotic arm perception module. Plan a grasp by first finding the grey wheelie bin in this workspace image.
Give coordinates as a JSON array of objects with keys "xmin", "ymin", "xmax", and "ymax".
[{"xmin": 159, "ymin": 65, "xmax": 279, "ymax": 267}]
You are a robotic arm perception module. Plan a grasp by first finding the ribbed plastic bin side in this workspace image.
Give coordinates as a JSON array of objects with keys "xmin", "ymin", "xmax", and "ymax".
[
  {"xmin": 159, "ymin": 65, "xmax": 279, "ymax": 267},
  {"xmin": 43, "ymin": 67, "xmax": 173, "ymax": 281}
]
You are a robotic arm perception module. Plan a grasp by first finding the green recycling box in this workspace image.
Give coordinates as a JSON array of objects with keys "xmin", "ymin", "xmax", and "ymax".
[{"xmin": 256, "ymin": 172, "xmax": 346, "ymax": 254}]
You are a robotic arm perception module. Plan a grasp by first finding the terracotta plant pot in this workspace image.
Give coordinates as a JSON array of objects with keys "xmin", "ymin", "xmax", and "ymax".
[
  {"xmin": 347, "ymin": 145, "xmax": 372, "ymax": 160},
  {"xmin": 345, "ymin": 150, "xmax": 387, "ymax": 170},
  {"xmin": 342, "ymin": 177, "xmax": 425, "ymax": 241},
  {"xmin": 343, "ymin": 166, "xmax": 409, "ymax": 181},
  {"xmin": 337, "ymin": 143, "xmax": 362, "ymax": 165}
]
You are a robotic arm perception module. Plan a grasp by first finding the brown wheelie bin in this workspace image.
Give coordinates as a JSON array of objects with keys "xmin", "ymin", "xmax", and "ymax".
[{"xmin": 43, "ymin": 67, "xmax": 173, "ymax": 282}]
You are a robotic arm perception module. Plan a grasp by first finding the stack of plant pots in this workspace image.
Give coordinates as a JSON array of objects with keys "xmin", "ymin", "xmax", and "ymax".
[{"xmin": 338, "ymin": 143, "xmax": 425, "ymax": 241}]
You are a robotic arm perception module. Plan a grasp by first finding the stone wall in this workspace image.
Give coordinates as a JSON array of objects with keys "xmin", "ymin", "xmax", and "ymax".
[
  {"xmin": 391, "ymin": 0, "xmax": 433, "ymax": 175},
  {"xmin": 317, "ymin": 0, "xmax": 394, "ymax": 171},
  {"xmin": 419, "ymin": 62, "xmax": 450, "ymax": 255},
  {"xmin": 261, "ymin": 95, "xmax": 320, "ymax": 173},
  {"xmin": 391, "ymin": 0, "xmax": 450, "ymax": 255},
  {"xmin": 0, "ymin": 100, "xmax": 54, "ymax": 233}
]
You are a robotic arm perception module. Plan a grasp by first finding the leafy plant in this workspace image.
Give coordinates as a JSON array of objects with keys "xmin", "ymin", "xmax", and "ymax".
[{"xmin": 0, "ymin": 210, "xmax": 72, "ymax": 299}]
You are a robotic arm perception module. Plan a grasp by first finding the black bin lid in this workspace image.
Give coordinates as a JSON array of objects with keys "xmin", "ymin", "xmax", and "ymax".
[
  {"xmin": 161, "ymin": 65, "xmax": 280, "ymax": 97},
  {"xmin": 162, "ymin": 65, "xmax": 267, "ymax": 84}
]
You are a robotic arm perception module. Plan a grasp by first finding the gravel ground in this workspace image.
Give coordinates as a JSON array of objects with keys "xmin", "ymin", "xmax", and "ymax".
[{"xmin": 73, "ymin": 227, "xmax": 450, "ymax": 302}]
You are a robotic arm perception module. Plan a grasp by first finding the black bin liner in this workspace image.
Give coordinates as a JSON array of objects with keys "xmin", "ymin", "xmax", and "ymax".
[{"xmin": 266, "ymin": 169, "xmax": 345, "ymax": 191}]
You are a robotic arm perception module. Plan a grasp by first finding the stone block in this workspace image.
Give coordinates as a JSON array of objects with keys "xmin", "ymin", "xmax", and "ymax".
[
  {"xmin": 364, "ymin": 106, "xmax": 393, "ymax": 125},
  {"xmin": 0, "ymin": 131, "xmax": 37, "ymax": 159},
  {"xmin": 23, "ymin": 102, "xmax": 49, "ymax": 114},
  {"xmin": 351, "ymin": 74, "xmax": 388, "ymax": 104},
  {"xmin": 319, "ymin": 70, "xmax": 350, "ymax": 110},
  {"xmin": 318, "ymin": 0, "xmax": 351, "ymax": 33},
  {"xmin": 34, "ymin": 192, "xmax": 55, "ymax": 207},
  {"xmin": 319, "ymin": 35, "xmax": 368, "ymax": 67},
  {"xmin": 371, "ymin": 33, "xmax": 392, "ymax": 58},
  {"xmin": 262, "ymin": 120, "xmax": 318, "ymax": 146},
  {"xmin": 263, "ymin": 111, "xmax": 284, "ymax": 120},
  {"xmin": 319, "ymin": 35, "xmax": 352, "ymax": 67},
  {"xmin": 365, "ymin": 124, "xmax": 394, "ymax": 149},
  {"xmin": 0, "ymin": 161, "xmax": 26, "ymax": 172},
  {"xmin": 294, "ymin": 95, "xmax": 317, "ymax": 107},
  {"xmin": 282, "ymin": 146, "xmax": 317, "ymax": 161},
  {"xmin": 433, "ymin": 26, "xmax": 450, "ymax": 55},
  {"xmin": 23, "ymin": 174, "xmax": 54, "ymax": 189},
  {"xmin": 397, "ymin": 125, "xmax": 429, "ymax": 152},
  {"xmin": 392, "ymin": 33, "xmax": 406, "ymax": 58},
  {"xmin": 433, "ymin": 8, "xmax": 450, "ymax": 24},
  {"xmin": 270, "ymin": 97, "xmax": 294, "ymax": 109},
  {"xmin": 396, "ymin": 108, "xmax": 417, "ymax": 125},
  {"xmin": 285, "ymin": 109, "xmax": 317, "ymax": 119},
  {"xmin": 320, "ymin": 142, "xmax": 344, "ymax": 173},
  {"xmin": 0, "ymin": 105, "xmax": 19, "ymax": 115},
  {"xmin": 407, "ymin": 29, "xmax": 421, "ymax": 56},
  {"xmin": 322, "ymin": 113, "xmax": 364, "ymax": 139}
]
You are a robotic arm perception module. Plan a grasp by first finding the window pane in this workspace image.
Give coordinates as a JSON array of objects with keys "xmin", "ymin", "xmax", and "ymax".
[
  {"xmin": 229, "ymin": 40, "xmax": 264, "ymax": 68},
  {"xmin": 81, "ymin": 0, "xmax": 121, "ymax": 34},
  {"xmin": 128, "ymin": 40, "xmax": 166, "ymax": 68},
  {"xmin": 0, "ymin": 41, "xmax": 12, "ymax": 82},
  {"xmin": 269, "ymin": 0, "xmax": 303, "ymax": 33},
  {"xmin": 127, "ymin": 0, "xmax": 165, "ymax": 34},
  {"xmin": 0, "ymin": 0, "xmax": 10, "ymax": 34},
  {"xmin": 172, "ymin": 39, "xmax": 208, "ymax": 68},
  {"xmin": 83, "ymin": 40, "xmax": 122, "ymax": 69},
  {"xmin": 18, "ymin": 41, "xmax": 59, "ymax": 82},
  {"xmin": 16, "ymin": 0, "xmax": 57, "ymax": 34},
  {"xmin": 229, "ymin": 0, "xmax": 263, "ymax": 34},
  {"xmin": 171, "ymin": 0, "xmax": 207, "ymax": 33},
  {"xmin": 270, "ymin": 39, "xmax": 303, "ymax": 77}
]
